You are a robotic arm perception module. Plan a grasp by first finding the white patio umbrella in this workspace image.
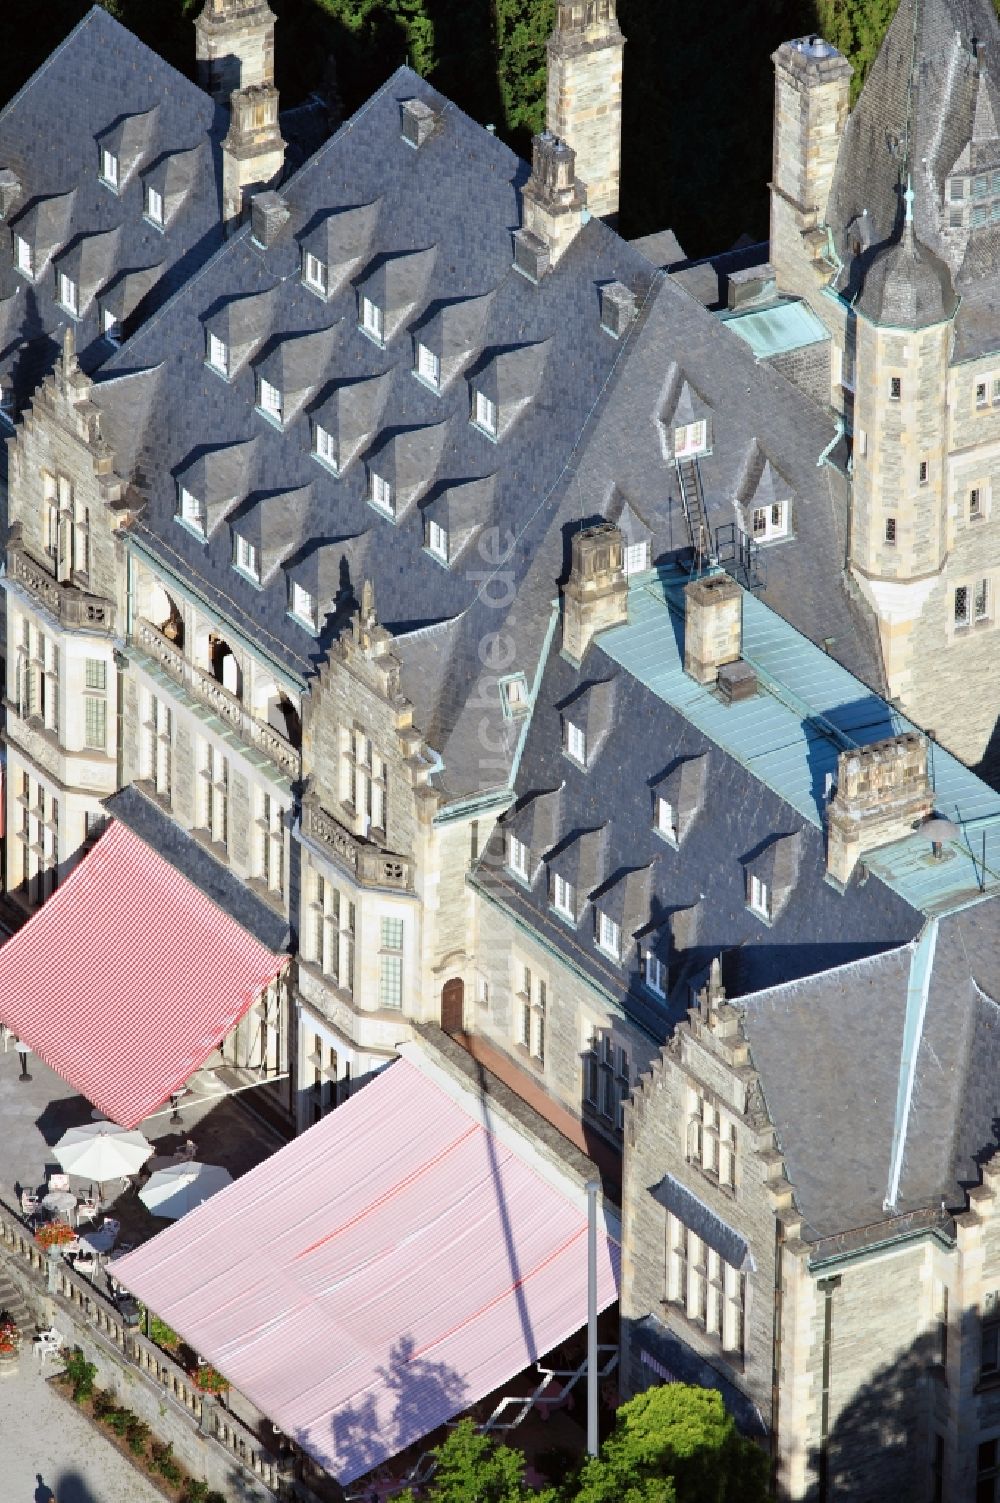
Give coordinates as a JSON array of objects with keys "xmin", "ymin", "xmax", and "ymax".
[
  {"xmin": 53, "ymin": 1121, "xmax": 153, "ymax": 1186},
  {"xmin": 139, "ymin": 1162, "xmax": 233, "ymax": 1220}
]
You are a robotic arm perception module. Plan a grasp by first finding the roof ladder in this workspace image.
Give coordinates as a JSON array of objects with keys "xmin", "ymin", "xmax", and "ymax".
[{"xmin": 675, "ymin": 456, "xmax": 711, "ymax": 573}]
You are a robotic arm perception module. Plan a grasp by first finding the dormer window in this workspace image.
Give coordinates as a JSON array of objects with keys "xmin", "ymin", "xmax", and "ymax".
[
  {"xmin": 552, "ymin": 873, "xmax": 575, "ymax": 920},
  {"xmin": 102, "ymin": 307, "xmax": 120, "ymax": 346},
  {"xmin": 100, "ymin": 149, "xmax": 119, "ymax": 190},
  {"xmin": 415, "ymin": 343, "xmax": 440, "ymax": 389},
  {"xmin": 751, "ymin": 500, "xmax": 788, "ymax": 542},
  {"xmin": 596, "ymin": 910, "xmax": 621, "ymax": 959},
  {"xmin": 748, "ymin": 873, "xmax": 771, "ymax": 920},
  {"xmin": 674, "ymin": 419, "xmax": 708, "ymax": 458},
  {"xmin": 360, "ymin": 296, "xmax": 384, "ymax": 344},
  {"xmin": 58, "ymin": 273, "xmax": 78, "ymax": 316},
  {"xmin": 623, "ymin": 541, "xmax": 650, "ymax": 576},
  {"xmin": 14, "ymin": 235, "xmax": 32, "ymax": 278},
  {"xmin": 500, "ymin": 673, "xmax": 529, "ymax": 717},
  {"xmin": 426, "ymin": 518, "xmax": 448, "ymax": 562},
  {"xmin": 656, "ymin": 796, "xmax": 678, "ymax": 844},
  {"xmin": 145, "ymin": 184, "xmax": 164, "ymax": 227},
  {"xmin": 564, "ymin": 719, "xmax": 586, "ymax": 765},
  {"xmin": 314, "ymin": 423, "xmax": 338, "ymax": 473},
  {"xmin": 178, "ymin": 487, "xmax": 205, "ymax": 535},
  {"xmin": 507, "ymin": 834, "xmax": 529, "ymax": 880},
  {"xmin": 207, "ymin": 332, "xmax": 229, "ymax": 377},
  {"xmin": 290, "ymin": 580, "xmax": 316, "ymax": 630},
  {"xmin": 302, "ymin": 250, "xmax": 328, "ymax": 296},
  {"xmin": 473, "ymin": 390, "xmax": 498, "ymax": 438},
  {"xmin": 369, "ymin": 471, "xmax": 394, "ymax": 517},
  {"xmin": 234, "ymin": 534, "xmax": 259, "ymax": 582},
  {"xmin": 258, "ymin": 377, "xmax": 283, "ymax": 426},
  {"xmin": 642, "ymin": 950, "xmax": 666, "ymax": 999}
]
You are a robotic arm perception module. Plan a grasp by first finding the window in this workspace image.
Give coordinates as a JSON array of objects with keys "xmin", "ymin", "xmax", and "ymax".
[
  {"xmin": 85, "ymin": 659, "xmax": 106, "ymax": 692},
  {"xmin": 839, "ymin": 346, "xmax": 855, "ymax": 392},
  {"xmin": 145, "ymin": 184, "xmax": 164, "ymax": 226},
  {"xmin": 207, "ymin": 332, "xmax": 229, "ymax": 377},
  {"xmin": 956, "ymin": 585, "xmax": 970, "ymax": 628},
  {"xmin": 473, "ymin": 390, "xmax": 498, "ymax": 437},
  {"xmin": 342, "ymin": 728, "xmax": 387, "ymax": 834},
  {"xmin": 100, "ymin": 149, "xmax": 119, "ymax": 189},
  {"xmin": 515, "ymin": 965, "xmax": 546, "ymax": 1063},
  {"xmin": 258, "ymin": 791, "xmax": 285, "ymax": 896},
  {"xmin": 369, "ymin": 471, "xmax": 394, "ymax": 516},
  {"xmin": 993, "ymin": 377, "xmax": 1000, "ymax": 407},
  {"xmin": 234, "ymin": 534, "xmax": 260, "ymax": 582},
  {"xmin": 258, "ymin": 378, "xmax": 283, "ymax": 425},
  {"xmin": 972, "ymin": 488, "xmax": 984, "ymax": 520},
  {"xmin": 360, "ymin": 296, "xmax": 384, "ymax": 343},
  {"xmin": 687, "ymin": 1091, "xmax": 737, "ymax": 1190},
  {"xmin": 674, "ymin": 419, "xmax": 708, "ymax": 458},
  {"xmin": 656, "ymin": 796, "xmax": 677, "ymax": 843},
  {"xmin": 978, "ymin": 1439, "xmax": 1000, "ymax": 1503},
  {"xmin": 751, "ymin": 500, "xmax": 788, "ymax": 542},
  {"xmin": 290, "ymin": 580, "xmax": 315, "ymax": 629},
  {"xmin": 202, "ymin": 744, "xmax": 228, "ymax": 848},
  {"xmin": 919, "ymin": 459, "xmax": 928, "ymax": 484},
  {"xmin": 102, "ymin": 307, "xmax": 120, "ymax": 345},
  {"xmin": 507, "ymin": 833, "xmax": 529, "ymax": 880},
  {"xmin": 665, "ymin": 1212, "xmax": 745, "ymax": 1354},
  {"xmin": 426, "ymin": 518, "xmax": 448, "ymax": 562},
  {"xmin": 14, "ymin": 235, "xmax": 32, "ymax": 277},
  {"xmin": 310, "ymin": 872, "xmax": 355, "ymax": 992},
  {"xmin": 583, "ymin": 1033, "xmax": 630, "ymax": 1131},
  {"xmin": 141, "ymin": 691, "xmax": 171, "ymax": 799},
  {"xmin": 552, "ymin": 872, "xmax": 575, "ymax": 919},
  {"xmin": 623, "ymin": 541, "xmax": 650, "ymax": 576},
  {"xmin": 976, "ymin": 578, "xmax": 991, "ymax": 623},
  {"xmin": 43, "ymin": 472, "xmax": 58, "ymax": 556},
  {"xmin": 416, "ymin": 343, "xmax": 440, "ymax": 388},
  {"xmin": 84, "ymin": 696, "xmax": 106, "ymax": 751},
  {"xmin": 500, "ymin": 674, "xmax": 529, "ymax": 717},
  {"xmin": 885, "ymin": 517, "xmax": 897, "ymax": 545},
  {"xmin": 597, "ymin": 910, "xmax": 621, "ymax": 959},
  {"xmin": 565, "ymin": 720, "xmax": 587, "ymax": 764},
  {"xmin": 889, "ymin": 376, "xmax": 902, "ymax": 400},
  {"xmin": 379, "ymin": 916, "xmax": 404, "ymax": 1009},
  {"xmin": 179, "ymin": 487, "xmax": 205, "ymax": 535},
  {"xmin": 643, "ymin": 950, "xmax": 666, "ymax": 998},
  {"xmin": 314, "ymin": 424, "xmax": 338, "ymax": 471},
  {"xmin": 58, "ymin": 273, "xmax": 78, "ymax": 315},
  {"xmin": 977, "ymin": 381, "xmax": 989, "ymax": 407},
  {"xmin": 748, "ymin": 872, "xmax": 770, "ymax": 919},
  {"xmin": 302, "ymin": 250, "xmax": 328, "ymax": 296}
]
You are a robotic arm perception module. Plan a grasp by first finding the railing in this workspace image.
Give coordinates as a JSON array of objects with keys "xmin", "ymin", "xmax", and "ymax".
[
  {"xmin": 7, "ymin": 543, "xmax": 115, "ymax": 633},
  {"xmin": 301, "ymin": 798, "xmax": 414, "ymax": 891},
  {"xmin": 133, "ymin": 618, "xmax": 301, "ymax": 781},
  {"xmin": 0, "ymin": 1196, "xmax": 287, "ymax": 1494}
]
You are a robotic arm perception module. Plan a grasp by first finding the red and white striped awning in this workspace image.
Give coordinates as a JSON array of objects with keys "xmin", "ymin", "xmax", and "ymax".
[
  {"xmin": 115, "ymin": 1053, "xmax": 619, "ymax": 1484},
  {"xmin": 0, "ymin": 820, "xmax": 287, "ymax": 1127}
]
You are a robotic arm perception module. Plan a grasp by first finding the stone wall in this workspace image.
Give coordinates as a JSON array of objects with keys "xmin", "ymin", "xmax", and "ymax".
[{"xmin": 546, "ymin": 13, "xmax": 624, "ymax": 221}]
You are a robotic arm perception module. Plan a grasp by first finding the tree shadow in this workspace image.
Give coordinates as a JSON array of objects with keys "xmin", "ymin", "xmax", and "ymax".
[{"xmin": 48, "ymin": 1475, "xmax": 98, "ymax": 1503}]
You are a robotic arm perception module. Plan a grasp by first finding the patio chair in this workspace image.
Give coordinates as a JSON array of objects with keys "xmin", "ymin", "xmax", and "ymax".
[
  {"xmin": 33, "ymin": 1329, "xmax": 61, "ymax": 1362},
  {"xmin": 47, "ymin": 1173, "xmax": 70, "ymax": 1194},
  {"xmin": 20, "ymin": 1188, "xmax": 39, "ymax": 1217},
  {"xmin": 71, "ymin": 1251, "xmax": 99, "ymax": 1277},
  {"xmin": 75, "ymin": 1199, "xmax": 99, "ymax": 1229}
]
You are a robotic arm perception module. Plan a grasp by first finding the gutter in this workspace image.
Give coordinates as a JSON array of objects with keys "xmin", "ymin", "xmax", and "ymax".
[{"xmin": 816, "ymin": 412, "xmax": 845, "ymax": 470}]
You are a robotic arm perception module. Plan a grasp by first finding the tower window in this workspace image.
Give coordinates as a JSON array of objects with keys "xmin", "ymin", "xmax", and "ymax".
[
  {"xmin": 918, "ymin": 460, "xmax": 928, "ymax": 484},
  {"xmin": 889, "ymin": 377, "xmax": 902, "ymax": 400},
  {"xmin": 970, "ymin": 488, "xmax": 983, "ymax": 520},
  {"xmin": 976, "ymin": 381, "xmax": 988, "ymax": 407},
  {"xmin": 885, "ymin": 517, "xmax": 897, "ymax": 545},
  {"xmin": 975, "ymin": 578, "xmax": 991, "ymax": 622}
]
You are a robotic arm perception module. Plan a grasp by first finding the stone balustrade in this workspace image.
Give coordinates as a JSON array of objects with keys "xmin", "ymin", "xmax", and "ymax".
[
  {"xmin": 8, "ymin": 541, "xmax": 115, "ymax": 633},
  {"xmin": 302, "ymin": 797, "xmax": 414, "ymax": 891},
  {"xmin": 133, "ymin": 618, "xmax": 301, "ymax": 781}
]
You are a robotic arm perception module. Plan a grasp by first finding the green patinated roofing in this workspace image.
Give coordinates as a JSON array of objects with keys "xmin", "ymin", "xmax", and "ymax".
[
  {"xmin": 718, "ymin": 298, "xmax": 829, "ymax": 359},
  {"xmin": 599, "ymin": 567, "xmax": 1000, "ymax": 918}
]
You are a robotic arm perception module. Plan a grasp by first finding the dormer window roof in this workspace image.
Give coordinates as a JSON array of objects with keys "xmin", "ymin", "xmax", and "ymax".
[
  {"xmin": 174, "ymin": 439, "xmax": 255, "ymax": 539},
  {"xmin": 365, "ymin": 423, "xmax": 448, "ymax": 520},
  {"xmin": 560, "ymin": 678, "xmax": 616, "ymax": 767},
  {"xmin": 356, "ymin": 245, "xmax": 437, "ymax": 347},
  {"xmin": 594, "ymin": 864, "xmax": 654, "ymax": 957},
  {"xmin": 652, "ymin": 755, "xmax": 708, "ymax": 847},
  {"xmin": 504, "ymin": 787, "xmax": 562, "ymax": 857},
  {"xmin": 309, "ymin": 372, "xmax": 391, "ymax": 480},
  {"xmin": 298, "ymin": 199, "xmax": 381, "ymax": 299},
  {"xmin": 411, "ymin": 290, "xmax": 495, "ymax": 391},
  {"xmin": 420, "ymin": 473, "xmax": 495, "ymax": 564},
  {"xmin": 468, "ymin": 341, "xmax": 550, "ymax": 442},
  {"xmin": 141, "ymin": 143, "xmax": 203, "ymax": 230},
  {"xmin": 234, "ymin": 484, "xmax": 311, "ymax": 585},
  {"xmin": 96, "ymin": 107, "xmax": 157, "ymax": 193},
  {"xmin": 744, "ymin": 831, "xmax": 802, "ymax": 925},
  {"xmin": 202, "ymin": 288, "xmax": 276, "ymax": 381}
]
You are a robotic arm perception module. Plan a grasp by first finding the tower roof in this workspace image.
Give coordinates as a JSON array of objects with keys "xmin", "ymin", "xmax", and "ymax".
[{"xmin": 856, "ymin": 187, "xmax": 959, "ymax": 328}]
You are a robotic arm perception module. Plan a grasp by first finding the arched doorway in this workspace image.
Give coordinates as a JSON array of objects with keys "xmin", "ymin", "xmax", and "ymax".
[{"xmin": 440, "ymin": 977, "xmax": 464, "ymax": 1035}]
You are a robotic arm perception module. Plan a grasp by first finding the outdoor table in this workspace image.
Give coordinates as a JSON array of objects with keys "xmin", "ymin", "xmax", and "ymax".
[{"xmin": 41, "ymin": 1190, "xmax": 77, "ymax": 1220}]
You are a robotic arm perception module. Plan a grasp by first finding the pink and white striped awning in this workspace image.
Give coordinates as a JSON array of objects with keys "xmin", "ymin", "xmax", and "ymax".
[
  {"xmin": 114, "ymin": 1055, "xmax": 619, "ymax": 1484},
  {"xmin": 0, "ymin": 820, "xmax": 286, "ymax": 1127}
]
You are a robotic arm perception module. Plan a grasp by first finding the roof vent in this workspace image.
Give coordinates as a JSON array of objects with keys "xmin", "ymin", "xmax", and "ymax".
[
  {"xmin": 717, "ymin": 660, "xmax": 758, "ymax": 704},
  {"xmin": 512, "ymin": 227, "xmax": 552, "ymax": 283},
  {"xmin": 250, "ymin": 190, "xmax": 289, "ymax": 248},
  {"xmin": 0, "ymin": 169, "xmax": 21, "ymax": 220},
  {"xmin": 600, "ymin": 281, "xmax": 637, "ymax": 338},
  {"xmin": 401, "ymin": 98, "xmax": 439, "ymax": 150}
]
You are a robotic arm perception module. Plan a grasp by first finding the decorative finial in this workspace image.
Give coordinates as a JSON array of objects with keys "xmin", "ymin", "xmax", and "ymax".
[
  {"xmin": 61, "ymin": 323, "xmax": 77, "ymax": 378},
  {"xmin": 904, "ymin": 175, "xmax": 915, "ymax": 227},
  {"xmin": 361, "ymin": 578, "xmax": 376, "ymax": 625}
]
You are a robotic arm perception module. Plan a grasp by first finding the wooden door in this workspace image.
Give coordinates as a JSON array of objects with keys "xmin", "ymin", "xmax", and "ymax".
[{"xmin": 440, "ymin": 977, "xmax": 465, "ymax": 1035}]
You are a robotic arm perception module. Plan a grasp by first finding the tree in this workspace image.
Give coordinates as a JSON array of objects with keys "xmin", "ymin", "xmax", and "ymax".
[
  {"xmin": 394, "ymin": 1418, "xmax": 557, "ymax": 1503},
  {"xmin": 813, "ymin": 0, "xmax": 902, "ymax": 102},
  {"xmin": 569, "ymin": 1384, "xmax": 771, "ymax": 1503}
]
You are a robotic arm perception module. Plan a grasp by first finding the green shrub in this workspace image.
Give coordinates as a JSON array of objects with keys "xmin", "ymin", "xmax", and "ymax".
[
  {"xmin": 182, "ymin": 1482, "xmax": 210, "ymax": 1503},
  {"xmin": 148, "ymin": 1313, "xmax": 181, "ymax": 1349},
  {"xmin": 205, "ymin": 1492, "xmax": 226, "ymax": 1503},
  {"xmin": 107, "ymin": 1407, "xmax": 131, "ymax": 1436},
  {"xmin": 151, "ymin": 1441, "xmax": 183, "ymax": 1485},
  {"xmin": 126, "ymin": 1416, "xmax": 151, "ymax": 1457},
  {"xmin": 92, "ymin": 1389, "xmax": 116, "ymax": 1419},
  {"xmin": 64, "ymin": 1347, "xmax": 97, "ymax": 1403}
]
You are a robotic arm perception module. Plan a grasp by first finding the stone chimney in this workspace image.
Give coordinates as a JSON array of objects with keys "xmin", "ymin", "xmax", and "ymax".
[
  {"xmin": 195, "ymin": 0, "xmax": 276, "ymax": 104},
  {"xmin": 514, "ymin": 131, "xmax": 586, "ymax": 279},
  {"xmin": 826, "ymin": 733, "xmax": 933, "ymax": 885},
  {"xmin": 683, "ymin": 575, "xmax": 742, "ymax": 685},
  {"xmin": 562, "ymin": 523, "xmax": 628, "ymax": 665},
  {"xmin": 547, "ymin": 0, "xmax": 624, "ymax": 221},
  {"xmin": 222, "ymin": 84, "xmax": 285, "ymax": 227}
]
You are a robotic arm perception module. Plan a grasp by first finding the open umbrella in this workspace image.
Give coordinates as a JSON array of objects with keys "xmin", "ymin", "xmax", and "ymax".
[
  {"xmin": 54, "ymin": 1122, "xmax": 153, "ymax": 1190},
  {"xmin": 139, "ymin": 1162, "xmax": 233, "ymax": 1220}
]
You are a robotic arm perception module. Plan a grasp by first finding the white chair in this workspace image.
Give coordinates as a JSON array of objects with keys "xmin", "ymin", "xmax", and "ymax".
[
  {"xmin": 47, "ymin": 1173, "xmax": 70, "ymax": 1194},
  {"xmin": 20, "ymin": 1188, "xmax": 39, "ymax": 1217},
  {"xmin": 33, "ymin": 1329, "xmax": 61, "ymax": 1362},
  {"xmin": 75, "ymin": 1200, "xmax": 99, "ymax": 1229},
  {"xmin": 71, "ymin": 1251, "xmax": 99, "ymax": 1277}
]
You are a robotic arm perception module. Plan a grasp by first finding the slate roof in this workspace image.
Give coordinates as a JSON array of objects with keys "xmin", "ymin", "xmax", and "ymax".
[
  {"xmin": 0, "ymin": 5, "xmax": 226, "ymax": 412},
  {"xmin": 742, "ymin": 900, "xmax": 1000, "ymax": 1242},
  {"xmin": 94, "ymin": 65, "xmax": 657, "ymax": 802},
  {"xmin": 827, "ymin": 0, "xmax": 1000, "ymax": 353}
]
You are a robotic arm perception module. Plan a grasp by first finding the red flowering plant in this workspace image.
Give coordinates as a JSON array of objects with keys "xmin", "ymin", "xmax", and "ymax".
[
  {"xmin": 35, "ymin": 1219, "xmax": 75, "ymax": 1250},
  {"xmin": 192, "ymin": 1363, "xmax": 229, "ymax": 1395},
  {"xmin": 0, "ymin": 1319, "xmax": 20, "ymax": 1355}
]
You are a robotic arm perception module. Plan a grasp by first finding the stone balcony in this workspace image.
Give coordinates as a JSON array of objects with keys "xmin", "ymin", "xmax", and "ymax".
[
  {"xmin": 301, "ymin": 794, "xmax": 415, "ymax": 891},
  {"xmin": 7, "ymin": 535, "xmax": 115, "ymax": 633},
  {"xmin": 132, "ymin": 617, "xmax": 301, "ymax": 782}
]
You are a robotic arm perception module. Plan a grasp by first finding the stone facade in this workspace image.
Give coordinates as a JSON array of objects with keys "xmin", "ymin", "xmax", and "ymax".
[{"xmin": 546, "ymin": 0, "xmax": 624, "ymax": 221}]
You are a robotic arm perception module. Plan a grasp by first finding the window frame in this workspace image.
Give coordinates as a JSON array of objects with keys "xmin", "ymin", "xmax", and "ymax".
[
  {"xmin": 206, "ymin": 331, "xmax": 230, "ymax": 378},
  {"xmin": 369, "ymin": 470, "xmax": 394, "ymax": 517},
  {"xmin": 750, "ymin": 499, "xmax": 788, "ymax": 543},
  {"xmin": 14, "ymin": 234, "xmax": 33, "ymax": 279},
  {"xmin": 289, "ymin": 579, "xmax": 317, "ymax": 631},
  {"xmin": 302, "ymin": 249, "xmax": 329, "ymax": 297},
  {"xmin": 673, "ymin": 419, "xmax": 708, "ymax": 459},
  {"xmin": 748, "ymin": 871, "xmax": 771, "ymax": 920},
  {"xmin": 507, "ymin": 833, "xmax": 529, "ymax": 881},
  {"xmin": 472, "ymin": 389, "xmax": 498, "ymax": 438},
  {"xmin": 257, "ymin": 376, "xmax": 284, "ymax": 427},
  {"xmin": 178, "ymin": 487, "xmax": 206, "ymax": 537},
  {"xmin": 314, "ymin": 422, "xmax": 339, "ymax": 473},
  {"xmin": 233, "ymin": 533, "xmax": 260, "ymax": 583},
  {"xmin": 596, "ymin": 909, "xmax": 621, "ymax": 960},
  {"xmin": 360, "ymin": 296, "xmax": 385, "ymax": 345},
  {"xmin": 415, "ymin": 342, "xmax": 441, "ymax": 390},
  {"xmin": 551, "ymin": 871, "xmax": 575, "ymax": 921},
  {"xmin": 144, "ymin": 183, "xmax": 165, "ymax": 228},
  {"xmin": 99, "ymin": 148, "xmax": 120, "ymax": 191},
  {"xmin": 58, "ymin": 271, "xmax": 79, "ymax": 316},
  {"xmin": 564, "ymin": 719, "xmax": 587, "ymax": 765},
  {"xmin": 623, "ymin": 540, "xmax": 650, "ymax": 577}
]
